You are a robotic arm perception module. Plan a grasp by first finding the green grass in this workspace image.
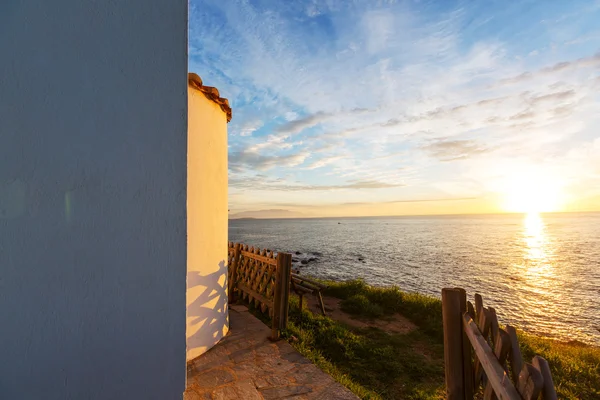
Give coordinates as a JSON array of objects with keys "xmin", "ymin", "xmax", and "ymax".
[
  {"xmin": 284, "ymin": 279, "xmax": 446, "ymax": 399},
  {"xmin": 519, "ymin": 333, "xmax": 600, "ymax": 399},
  {"xmin": 285, "ymin": 279, "xmax": 600, "ymax": 400},
  {"xmin": 341, "ymin": 294, "xmax": 385, "ymax": 318},
  {"xmin": 283, "ymin": 295, "xmax": 445, "ymax": 399},
  {"xmin": 325, "ymin": 279, "xmax": 443, "ymax": 339}
]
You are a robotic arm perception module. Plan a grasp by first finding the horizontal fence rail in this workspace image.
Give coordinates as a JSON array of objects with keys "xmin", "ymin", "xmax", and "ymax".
[
  {"xmin": 290, "ymin": 273, "xmax": 328, "ymax": 316},
  {"xmin": 228, "ymin": 242, "xmax": 291, "ymax": 340},
  {"xmin": 442, "ymin": 288, "xmax": 557, "ymax": 400}
]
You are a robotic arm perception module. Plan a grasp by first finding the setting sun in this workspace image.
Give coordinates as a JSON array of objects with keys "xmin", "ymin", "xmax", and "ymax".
[{"xmin": 502, "ymin": 172, "xmax": 564, "ymax": 213}]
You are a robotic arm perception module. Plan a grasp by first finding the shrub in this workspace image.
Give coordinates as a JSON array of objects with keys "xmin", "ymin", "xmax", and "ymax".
[
  {"xmin": 341, "ymin": 294, "xmax": 385, "ymax": 318},
  {"xmin": 365, "ymin": 286, "xmax": 404, "ymax": 314},
  {"xmin": 325, "ymin": 279, "xmax": 368, "ymax": 299}
]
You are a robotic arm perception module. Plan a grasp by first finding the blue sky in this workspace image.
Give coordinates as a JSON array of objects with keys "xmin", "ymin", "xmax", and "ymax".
[{"xmin": 190, "ymin": 0, "xmax": 600, "ymax": 217}]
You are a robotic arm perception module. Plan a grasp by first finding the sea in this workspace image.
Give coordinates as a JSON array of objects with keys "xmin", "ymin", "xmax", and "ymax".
[{"xmin": 229, "ymin": 212, "xmax": 600, "ymax": 346}]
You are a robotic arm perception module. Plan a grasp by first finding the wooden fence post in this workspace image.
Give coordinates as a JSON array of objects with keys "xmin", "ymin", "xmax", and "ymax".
[
  {"xmin": 442, "ymin": 288, "xmax": 466, "ymax": 399},
  {"xmin": 228, "ymin": 243, "xmax": 241, "ymax": 303},
  {"xmin": 483, "ymin": 329, "xmax": 511, "ymax": 399},
  {"xmin": 532, "ymin": 356, "xmax": 557, "ymax": 400},
  {"xmin": 279, "ymin": 252, "xmax": 292, "ymax": 330},
  {"xmin": 271, "ymin": 252, "xmax": 292, "ymax": 341},
  {"xmin": 272, "ymin": 257, "xmax": 282, "ymax": 341},
  {"xmin": 455, "ymin": 288, "xmax": 474, "ymax": 399}
]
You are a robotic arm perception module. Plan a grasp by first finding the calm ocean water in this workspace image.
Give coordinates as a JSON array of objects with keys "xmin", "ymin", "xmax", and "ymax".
[{"xmin": 229, "ymin": 212, "xmax": 600, "ymax": 346}]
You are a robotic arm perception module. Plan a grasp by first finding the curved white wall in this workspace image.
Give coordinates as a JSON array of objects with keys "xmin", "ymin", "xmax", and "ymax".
[
  {"xmin": 0, "ymin": 1, "xmax": 187, "ymax": 399},
  {"xmin": 187, "ymin": 87, "xmax": 230, "ymax": 361}
]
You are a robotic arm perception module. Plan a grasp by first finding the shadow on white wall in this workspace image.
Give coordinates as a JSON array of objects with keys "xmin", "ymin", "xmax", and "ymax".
[{"xmin": 186, "ymin": 260, "xmax": 229, "ymax": 355}]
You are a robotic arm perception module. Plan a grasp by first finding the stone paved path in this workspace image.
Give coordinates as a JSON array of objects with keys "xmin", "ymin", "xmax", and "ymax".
[{"xmin": 185, "ymin": 305, "xmax": 358, "ymax": 400}]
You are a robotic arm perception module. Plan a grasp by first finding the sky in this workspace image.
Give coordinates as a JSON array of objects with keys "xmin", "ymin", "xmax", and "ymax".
[{"xmin": 189, "ymin": 0, "xmax": 600, "ymax": 218}]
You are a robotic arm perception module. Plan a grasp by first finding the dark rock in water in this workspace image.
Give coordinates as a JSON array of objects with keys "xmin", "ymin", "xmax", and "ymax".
[
  {"xmin": 358, "ymin": 257, "xmax": 364, "ymax": 261},
  {"xmin": 301, "ymin": 259, "xmax": 309, "ymax": 265},
  {"xmin": 292, "ymin": 258, "xmax": 300, "ymax": 263},
  {"xmin": 309, "ymin": 257, "xmax": 317, "ymax": 262},
  {"xmin": 312, "ymin": 251, "xmax": 323, "ymax": 257},
  {"xmin": 295, "ymin": 251, "xmax": 302, "ymax": 255},
  {"xmin": 361, "ymin": 260, "xmax": 366, "ymax": 263},
  {"xmin": 338, "ymin": 222, "xmax": 341, "ymax": 224}
]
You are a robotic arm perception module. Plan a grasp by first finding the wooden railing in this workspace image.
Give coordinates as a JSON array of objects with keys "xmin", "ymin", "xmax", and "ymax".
[
  {"xmin": 442, "ymin": 288, "xmax": 557, "ymax": 400},
  {"xmin": 291, "ymin": 273, "xmax": 328, "ymax": 316},
  {"xmin": 227, "ymin": 242, "xmax": 292, "ymax": 340}
]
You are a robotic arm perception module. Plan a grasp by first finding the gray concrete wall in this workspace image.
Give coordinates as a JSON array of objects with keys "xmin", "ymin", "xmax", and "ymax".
[{"xmin": 0, "ymin": 1, "xmax": 188, "ymax": 399}]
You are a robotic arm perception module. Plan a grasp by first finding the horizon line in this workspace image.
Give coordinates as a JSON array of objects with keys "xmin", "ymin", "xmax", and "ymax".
[{"xmin": 229, "ymin": 209, "xmax": 600, "ymax": 221}]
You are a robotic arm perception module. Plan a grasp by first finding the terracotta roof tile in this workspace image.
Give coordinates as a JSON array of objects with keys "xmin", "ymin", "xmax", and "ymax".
[{"xmin": 188, "ymin": 73, "xmax": 232, "ymax": 122}]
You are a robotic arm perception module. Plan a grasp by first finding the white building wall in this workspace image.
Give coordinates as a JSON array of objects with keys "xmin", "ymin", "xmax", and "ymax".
[
  {"xmin": 0, "ymin": 1, "xmax": 188, "ymax": 399},
  {"xmin": 186, "ymin": 87, "xmax": 230, "ymax": 361}
]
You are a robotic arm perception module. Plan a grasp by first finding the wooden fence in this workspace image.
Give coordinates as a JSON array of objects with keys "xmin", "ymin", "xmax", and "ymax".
[
  {"xmin": 442, "ymin": 288, "xmax": 557, "ymax": 400},
  {"xmin": 291, "ymin": 274, "xmax": 328, "ymax": 316},
  {"xmin": 227, "ymin": 242, "xmax": 292, "ymax": 340}
]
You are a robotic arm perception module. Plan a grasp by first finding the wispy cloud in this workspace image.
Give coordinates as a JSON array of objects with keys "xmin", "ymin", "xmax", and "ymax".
[
  {"xmin": 191, "ymin": 0, "xmax": 600, "ymax": 215},
  {"xmin": 421, "ymin": 139, "xmax": 491, "ymax": 162},
  {"xmin": 304, "ymin": 155, "xmax": 344, "ymax": 170},
  {"xmin": 274, "ymin": 112, "xmax": 331, "ymax": 136},
  {"xmin": 342, "ymin": 197, "xmax": 479, "ymax": 206},
  {"xmin": 230, "ymin": 175, "xmax": 402, "ymax": 191},
  {"xmin": 239, "ymin": 119, "xmax": 263, "ymax": 137},
  {"xmin": 496, "ymin": 53, "xmax": 600, "ymax": 86},
  {"xmin": 229, "ymin": 149, "xmax": 310, "ymax": 172}
]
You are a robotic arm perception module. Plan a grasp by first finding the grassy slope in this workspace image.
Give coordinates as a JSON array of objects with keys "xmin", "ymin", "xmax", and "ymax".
[{"xmin": 280, "ymin": 279, "xmax": 600, "ymax": 400}]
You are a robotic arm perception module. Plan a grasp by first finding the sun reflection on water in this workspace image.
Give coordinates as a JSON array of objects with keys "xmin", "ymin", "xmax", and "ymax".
[
  {"xmin": 524, "ymin": 212, "xmax": 546, "ymax": 262},
  {"xmin": 522, "ymin": 212, "xmax": 557, "ymax": 295}
]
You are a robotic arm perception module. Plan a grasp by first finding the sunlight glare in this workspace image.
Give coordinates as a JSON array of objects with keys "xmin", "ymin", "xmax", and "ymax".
[
  {"xmin": 521, "ymin": 212, "xmax": 555, "ymax": 280},
  {"xmin": 502, "ymin": 172, "xmax": 563, "ymax": 213},
  {"xmin": 524, "ymin": 212, "xmax": 545, "ymax": 260}
]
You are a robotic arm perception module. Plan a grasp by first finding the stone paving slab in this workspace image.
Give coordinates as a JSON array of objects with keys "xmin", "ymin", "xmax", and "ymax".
[{"xmin": 185, "ymin": 305, "xmax": 358, "ymax": 400}]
